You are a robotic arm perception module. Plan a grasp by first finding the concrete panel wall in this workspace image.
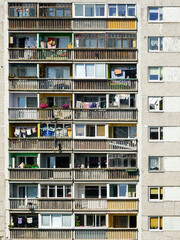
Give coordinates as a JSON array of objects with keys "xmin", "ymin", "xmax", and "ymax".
[
  {"xmin": 164, "ymin": 97, "xmax": 180, "ymax": 112},
  {"xmin": 163, "ymin": 127, "xmax": 180, "ymax": 141},
  {"xmin": 163, "ymin": 37, "xmax": 180, "ymax": 52},
  {"xmin": 164, "ymin": 187, "xmax": 180, "ymax": 201},
  {"xmin": 164, "ymin": 157, "xmax": 180, "ymax": 171},
  {"xmin": 164, "ymin": 217, "xmax": 180, "ymax": 230},
  {"xmin": 163, "ymin": 67, "xmax": 180, "ymax": 82},
  {"xmin": 163, "ymin": 7, "xmax": 180, "ymax": 22}
]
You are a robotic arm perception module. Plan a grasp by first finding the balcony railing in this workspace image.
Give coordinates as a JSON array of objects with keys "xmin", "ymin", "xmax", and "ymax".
[
  {"xmin": 74, "ymin": 169, "xmax": 138, "ymax": 181},
  {"xmin": 9, "ymin": 78, "xmax": 137, "ymax": 91},
  {"xmin": 9, "ymin": 198, "xmax": 72, "ymax": 210},
  {"xmin": 9, "ymin": 139, "xmax": 72, "ymax": 151},
  {"xmin": 9, "ymin": 49, "xmax": 72, "ymax": 60},
  {"xmin": 74, "ymin": 79, "xmax": 138, "ymax": 91},
  {"xmin": 74, "ymin": 109, "xmax": 137, "ymax": 121},
  {"xmin": 9, "ymin": 168, "xmax": 72, "ymax": 180},
  {"xmin": 9, "ymin": 229, "xmax": 137, "ymax": 239},
  {"xmin": 74, "ymin": 139, "xmax": 137, "ymax": 151},
  {"xmin": 9, "ymin": 19, "xmax": 136, "ymax": 30},
  {"xmin": 9, "ymin": 108, "xmax": 72, "ymax": 120},
  {"xmin": 9, "ymin": 18, "xmax": 72, "ymax": 30}
]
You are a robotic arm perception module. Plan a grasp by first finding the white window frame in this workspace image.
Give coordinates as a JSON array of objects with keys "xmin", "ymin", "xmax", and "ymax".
[
  {"xmin": 108, "ymin": 4, "xmax": 136, "ymax": 18},
  {"xmin": 149, "ymin": 37, "xmax": 163, "ymax": 52},
  {"xmin": 16, "ymin": 155, "xmax": 37, "ymax": 167},
  {"xmin": 112, "ymin": 126, "xmax": 137, "ymax": 139},
  {"xmin": 148, "ymin": 67, "xmax": 163, "ymax": 82},
  {"xmin": 148, "ymin": 7, "xmax": 163, "ymax": 22},
  {"xmin": 74, "ymin": 214, "xmax": 107, "ymax": 228},
  {"xmin": 108, "ymin": 183, "xmax": 136, "ymax": 199},
  {"xmin": 74, "ymin": 63, "xmax": 106, "ymax": 79},
  {"xmin": 17, "ymin": 96, "xmax": 37, "ymax": 108},
  {"xmin": 46, "ymin": 96, "xmax": 70, "ymax": 106},
  {"xmin": 39, "ymin": 214, "xmax": 72, "ymax": 228},
  {"xmin": 149, "ymin": 187, "xmax": 163, "ymax": 201},
  {"xmin": 17, "ymin": 185, "xmax": 38, "ymax": 199},
  {"xmin": 149, "ymin": 156, "xmax": 164, "ymax": 172},
  {"xmin": 149, "ymin": 216, "xmax": 163, "ymax": 231},
  {"xmin": 74, "ymin": 4, "xmax": 106, "ymax": 18},
  {"xmin": 148, "ymin": 97, "xmax": 163, "ymax": 112},
  {"xmin": 40, "ymin": 184, "xmax": 72, "ymax": 198},
  {"xmin": 74, "ymin": 124, "xmax": 107, "ymax": 138},
  {"xmin": 149, "ymin": 127, "xmax": 163, "ymax": 141}
]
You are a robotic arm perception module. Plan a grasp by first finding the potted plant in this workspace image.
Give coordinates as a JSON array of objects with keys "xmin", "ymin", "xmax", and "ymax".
[
  {"xmin": 61, "ymin": 104, "xmax": 70, "ymax": 109},
  {"xmin": 23, "ymin": 164, "xmax": 32, "ymax": 168},
  {"xmin": 40, "ymin": 103, "xmax": 48, "ymax": 109}
]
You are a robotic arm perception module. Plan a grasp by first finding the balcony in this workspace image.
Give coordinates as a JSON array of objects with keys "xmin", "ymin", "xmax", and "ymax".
[
  {"xmin": 9, "ymin": 108, "xmax": 72, "ymax": 120},
  {"xmin": 9, "ymin": 168, "xmax": 72, "ymax": 180},
  {"xmin": 74, "ymin": 139, "xmax": 137, "ymax": 151},
  {"xmin": 9, "ymin": 49, "xmax": 72, "ymax": 61},
  {"xmin": 9, "ymin": 78, "xmax": 137, "ymax": 92},
  {"xmin": 74, "ymin": 199, "xmax": 138, "ymax": 211},
  {"xmin": 9, "ymin": 139, "xmax": 72, "ymax": 151},
  {"xmin": 74, "ymin": 169, "xmax": 138, "ymax": 181},
  {"xmin": 74, "ymin": 79, "xmax": 138, "ymax": 92},
  {"xmin": 74, "ymin": 109, "xmax": 137, "ymax": 121},
  {"xmin": 9, "ymin": 198, "xmax": 72, "ymax": 210},
  {"xmin": 9, "ymin": 229, "xmax": 137, "ymax": 239},
  {"xmin": 9, "ymin": 79, "xmax": 72, "ymax": 91}
]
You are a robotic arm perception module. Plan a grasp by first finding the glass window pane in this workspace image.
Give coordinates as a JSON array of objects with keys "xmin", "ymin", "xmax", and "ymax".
[
  {"xmin": 118, "ymin": 5, "xmax": 126, "ymax": 16},
  {"xmin": 150, "ymin": 217, "xmax": 158, "ymax": 229},
  {"xmin": 149, "ymin": 37, "xmax": 159, "ymax": 51},
  {"xmin": 76, "ymin": 125, "xmax": 84, "ymax": 137},
  {"xmin": 119, "ymin": 184, "xmax": 127, "ymax": 197},
  {"xmin": 149, "ymin": 157, "xmax": 160, "ymax": 171},
  {"xmin": 62, "ymin": 215, "xmax": 71, "ymax": 227},
  {"xmin": 41, "ymin": 215, "xmax": 50, "ymax": 226},
  {"xmin": 56, "ymin": 8, "xmax": 63, "ymax": 17},
  {"xmin": 109, "ymin": 4, "xmax": 116, "ymax": 16},
  {"xmin": 150, "ymin": 188, "xmax": 158, "ymax": 199},
  {"xmin": 48, "ymin": 8, "xmax": 55, "ymax": 17},
  {"xmin": 149, "ymin": 8, "xmax": 158, "ymax": 21},
  {"xmin": 27, "ymin": 186, "xmax": 37, "ymax": 198},
  {"xmin": 87, "ymin": 215, "xmax": 95, "ymax": 227},
  {"xmin": 49, "ymin": 186, "xmax": 55, "ymax": 197},
  {"xmin": 150, "ymin": 127, "xmax": 159, "ymax": 140},
  {"xmin": 27, "ymin": 97, "xmax": 37, "ymax": 107},
  {"xmin": 110, "ymin": 185, "xmax": 117, "ymax": 197},
  {"xmin": 130, "ymin": 126, "xmax": 136, "ymax": 138},
  {"xmin": 85, "ymin": 64, "xmax": 94, "ymax": 77},
  {"xmin": 86, "ymin": 125, "xmax": 95, "ymax": 137},
  {"xmin": 149, "ymin": 67, "xmax": 159, "ymax": 80},
  {"xmin": 116, "ymin": 39, "xmax": 121, "ymax": 48},
  {"xmin": 57, "ymin": 186, "xmax": 63, "ymax": 197},
  {"xmin": 19, "ymin": 187, "xmax": 25, "ymax": 198},
  {"xmin": 85, "ymin": 4, "xmax": 94, "ymax": 17},
  {"xmin": 113, "ymin": 127, "xmax": 128, "ymax": 138},
  {"xmin": 18, "ymin": 97, "xmax": 26, "ymax": 108},
  {"xmin": 65, "ymin": 186, "xmax": 71, "ymax": 197},
  {"xmin": 96, "ymin": 5, "xmax": 105, "ymax": 16},
  {"xmin": 75, "ymin": 4, "xmax": 83, "ymax": 16},
  {"xmin": 128, "ymin": 185, "xmax": 136, "ymax": 197},
  {"xmin": 98, "ymin": 38, "xmax": 105, "ymax": 47},
  {"xmin": 52, "ymin": 214, "xmax": 61, "ymax": 227},
  {"xmin": 128, "ymin": 5, "xmax": 135, "ymax": 16},
  {"xmin": 75, "ymin": 64, "xmax": 85, "ymax": 78},
  {"xmin": 123, "ymin": 39, "xmax": 129, "ymax": 48},
  {"xmin": 41, "ymin": 185, "xmax": 47, "ymax": 197},
  {"xmin": 119, "ymin": 216, "xmax": 128, "ymax": 228},
  {"xmin": 97, "ymin": 125, "xmax": 105, "ymax": 136},
  {"xmin": 96, "ymin": 64, "xmax": 105, "ymax": 78},
  {"xmin": 64, "ymin": 9, "xmax": 71, "ymax": 17}
]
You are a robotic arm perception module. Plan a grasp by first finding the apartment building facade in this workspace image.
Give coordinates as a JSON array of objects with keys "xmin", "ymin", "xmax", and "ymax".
[{"xmin": 0, "ymin": 0, "xmax": 179, "ymax": 240}]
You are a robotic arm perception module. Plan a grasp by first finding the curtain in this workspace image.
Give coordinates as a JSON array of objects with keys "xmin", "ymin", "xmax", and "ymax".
[
  {"xmin": 41, "ymin": 215, "xmax": 50, "ymax": 226},
  {"xmin": 52, "ymin": 214, "xmax": 61, "ymax": 227},
  {"xmin": 86, "ymin": 64, "xmax": 94, "ymax": 77},
  {"xmin": 96, "ymin": 64, "xmax": 105, "ymax": 78},
  {"xmin": 62, "ymin": 215, "xmax": 71, "ymax": 227},
  {"xmin": 75, "ymin": 64, "xmax": 85, "ymax": 78},
  {"xmin": 27, "ymin": 186, "xmax": 37, "ymax": 198}
]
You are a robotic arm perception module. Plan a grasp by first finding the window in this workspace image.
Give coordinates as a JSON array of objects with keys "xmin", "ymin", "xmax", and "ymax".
[
  {"xmin": 149, "ymin": 97, "xmax": 163, "ymax": 111},
  {"xmin": 74, "ymin": 4, "xmax": 105, "ymax": 17},
  {"xmin": 18, "ymin": 97, "xmax": 37, "ymax": 108},
  {"xmin": 75, "ymin": 64, "xmax": 105, "ymax": 78},
  {"xmin": 108, "ymin": 33, "xmax": 136, "ymax": 48},
  {"xmin": 85, "ymin": 156, "xmax": 107, "ymax": 168},
  {"xmin": 12, "ymin": 215, "xmax": 38, "ymax": 228},
  {"xmin": 45, "ymin": 66, "xmax": 70, "ymax": 79},
  {"xmin": 75, "ymin": 34, "xmax": 105, "ymax": 48},
  {"xmin": 149, "ymin": 156, "xmax": 163, "ymax": 171},
  {"xmin": 149, "ymin": 67, "xmax": 163, "ymax": 81},
  {"xmin": 75, "ymin": 124, "xmax": 106, "ymax": 138},
  {"xmin": 40, "ymin": 214, "xmax": 72, "ymax": 228},
  {"xmin": 112, "ymin": 126, "xmax": 136, "ymax": 138},
  {"xmin": 108, "ymin": 154, "xmax": 137, "ymax": 168},
  {"xmin": 112, "ymin": 215, "xmax": 136, "ymax": 228},
  {"xmin": 149, "ymin": 187, "xmax": 163, "ymax": 201},
  {"xmin": 39, "ymin": 4, "xmax": 72, "ymax": 17},
  {"xmin": 75, "ymin": 214, "xmax": 106, "ymax": 227},
  {"xmin": 110, "ymin": 65, "xmax": 136, "ymax": 79},
  {"xmin": 9, "ymin": 3, "xmax": 36, "ymax": 17},
  {"xmin": 149, "ymin": 127, "xmax": 163, "ymax": 141},
  {"xmin": 16, "ymin": 156, "xmax": 37, "ymax": 168},
  {"xmin": 109, "ymin": 184, "xmax": 136, "ymax": 198},
  {"xmin": 149, "ymin": 7, "xmax": 163, "ymax": 21},
  {"xmin": 109, "ymin": 94, "xmax": 135, "ymax": 108},
  {"xmin": 149, "ymin": 37, "xmax": 163, "ymax": 51},
  {"xmin": 40, "ymin": 123, "xmax": 71, "ymax": 138},
  {"xmin": 18, "ymin": 186, "xmax": 37, "ymax": 198},
  {"xmin": 108, "ymin": 4, "xmax": 136, "ymax": 17},
  {"xmin": 149, "ymin": 216, "xmax": 163, "ymax": 230},
  {"xmin": 46, "ymin": 97, "xmax": 70, "ymax": 107},
  {"xmin": 40, "ymin": 185, "xmax": 72, "ymax": 198}
]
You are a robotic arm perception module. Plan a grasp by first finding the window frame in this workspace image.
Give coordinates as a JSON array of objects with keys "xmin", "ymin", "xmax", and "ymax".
[
  {"xmin": 40, "ymin": 214, "xmax": 72, "ymax": 228},
  {"xmin": 39, "ymin": 3, "xmax": 72, "ymax": 18},
  {"xmin": 149, "ymin": 216, "xmax": 163, "ymax": 231},
  {"xmin": 148, "ymin": 7, "xmax": 163, "ymax": 22},
  {"xmin": 108, "ymin": 153, "xmax": 137, "ymax": 169},
  {"xmin": 108, "ymin": 33, "xmax": 137, "ymax": 49},
  {"xmin": 75, "ymin": 214, "xmax": 107, "ymax": 228},
  {"xmin": 148, "ymin": 97, "xmax": 163, "ymax": 112},
  {"xmin": 17, "ymin": 96, "xmax": 37, "ymax": 108},
  {"xmin": 40, "ymin": 184, "xmax": 72, "ymax": 198},
  {"xmin": 74, "ymin": 63, "xmax": 106, "ymax": 79},
  {"xmin": 74, "ymin": 4, "xmax": 106, "ymax": 18},
  {"xmin": 149, "ymin": 187, "xmax": 163, "ymax": 201},
  {"xmin": 17, "ymin": 185, "xmax": 38, "ymax": 199},
  {"xmin": 74, "ymin": 33, "xmax": 105, "ymax": 48},
  {"xmin": 74, "ymin": 124, "xmax": 107, "ymax": 138},
  {"xmin": 149, "ymin": 127, "xmax": 163, "ymax": 141},
  {"xmin": 149, "ymin": 37, "xmax": 163, "ymax": 52},
  {"xmin": 148, "ymin": 67, "xmax": 163, "ymax": 82},
  {"xmin": 40, "ymin": 123, "xmax": 71, "ymax": 138},
  {"xmin": 108, "ymin": 183, "xmax": 136, "ymax": 199},
  {"xmin": 149, "ymin": 156, "xmax": 164, "ymax": 172},
  {"xmin": 9, "ymin": 3, "xmax": 37, "ymax": 18},
  {"xmin": 108, "ymin": 4, "xmax": 136, "ymax": 18}
]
